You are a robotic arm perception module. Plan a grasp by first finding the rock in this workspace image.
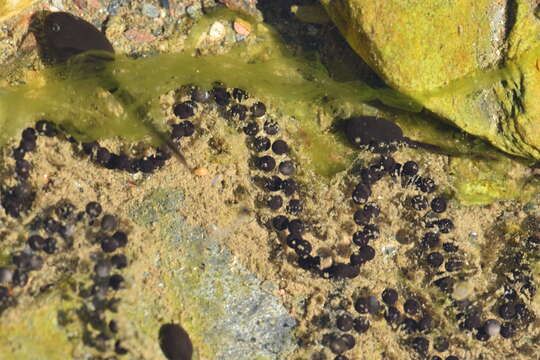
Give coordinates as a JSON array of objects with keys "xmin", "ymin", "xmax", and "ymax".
[
  {"xmin": 142, "ymin": 3, "xmax": 160, "ymax": 18},
  {"xmin": 124, "ymin": 28, "xmax": 156, "ymax": 43},
  {"xmin": 128, "ymin": 189, "xmax": 297, "ymax": 360},
  {"xmin": 218, "ymin": 0, "xmax": 262, "ymax": 19},
  {"xmin": 208, "ymin": 21, "xmax": 227, "ymax": 42},
  {"xmin": 321, "ymin": 0, "xmax": 540, "ymax": 161}
]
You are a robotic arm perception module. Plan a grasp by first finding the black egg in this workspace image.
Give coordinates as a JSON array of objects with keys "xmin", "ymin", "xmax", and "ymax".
[
  {"xmin": 243, "ymin": 122, "xmax": 259, "ymax": 136},
  {"xmin": 427, "ymin": 252, "xmax": 444, "ymax": 268},
  {"xmin": 213, "ymin": 87, "xmax": 230, "ymax": 105},
  {"xmin": 190, "ymin": 88, "xmax": 211, "ymax": 103},
  {"xmin": 267, "ymin": 195, "xmax": 283, "ymax": 210},
  {"xmin": 382, "ymin": 288, "xmax": 398, "ymax": 305},
  {"xmin": 411, "ymin": 195, "xmax": 428, "ymax": 211},
  {"xmin": 232, "ymin": 88, "xmax": 248, "ymax": 102},
  {"xmin": 255, "ymin": 155, "xmax": 276, "ymax": 172},
  {"xmin": 431, "ymin": 197, "xmax": 447, "ymax": 213},
  {"xmin": 173, "ymin": 101, "xmax": 196, "ymax": 119},
  {"xmin": 171, "ymin": 121, "xmax": 195, "ymax": 139},
  {"xmin": 272, "ymin": 140, "xmax": 289, "ymax": 155},
  {"xmin": 402, "ymin": 160, "xmax": 419, "ymax": 176},
  {"xmin": 229, "ymin": 104, "xmax": 247, "ymax": 120},
  {"xmin": 253, "ymin": 136, "xmax": 271, "ymax": 152},
  {"xmin": 286, "ymin": 199, "xmax": 303, "ymax": 215},
  {"xmin": 272, "ymin": 215, "xmax": 289, "ymax": 231},
  {"xmin": 251, "ymin": 102, "xmax": 266, "ymax": 117}
]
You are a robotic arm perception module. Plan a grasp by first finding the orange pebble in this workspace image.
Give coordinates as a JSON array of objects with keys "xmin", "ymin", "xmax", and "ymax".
[{"xmin": 193, "ymin": 167, "xmax": 208, "ymax": 176}]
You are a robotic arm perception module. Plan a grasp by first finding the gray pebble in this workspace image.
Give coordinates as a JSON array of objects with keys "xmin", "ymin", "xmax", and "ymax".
[
  {"xmin": 95, "ymin": 260, "xmax": 112, "ymax": 278},
  {"xmin": 0, "ymin": 267, "xmax": 14, "ymax": 283},
  {"xmin": 101, "ymin": 214, "xmax": 118, "ymax": 233},
  {"xmin": 29, "ymin": 254, "xmax": 44, "ymax": 271},
  {"xmin": 278, "ymin": 161, "xmax": 295, "ymax": 176},
  {"xmin": 107, "ymin": 1, "xmax": 122, "ymax": 15},
  {"xmin": 484, "ymin": 319, "xmax": 501, "ymax": 337},
  {"xmin": 142, "ymin": 3, "xmax": 160, "ymax": 18},
  {"xmin": 186, "ymin": 4, "xmax": 202, "ymax": 19}
]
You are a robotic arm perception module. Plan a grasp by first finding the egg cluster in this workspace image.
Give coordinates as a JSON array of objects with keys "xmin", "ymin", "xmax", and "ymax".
[
  {"xmin": 0, "ymin": 125, "xmax": 134, "ymax": 358},
  {"xmin": 0, "ymin": 79, "xmax": 538, "ymax": 359}
]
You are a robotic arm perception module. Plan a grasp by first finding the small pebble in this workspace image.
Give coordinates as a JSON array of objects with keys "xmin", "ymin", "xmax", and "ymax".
[
  {"xmin": 336, "ymin": 314, "xmax": 353, "ymax": 331},
  {"xmin": 272, "ymin": 215, "xmax": 289, "ymax": 231},
  {"xmin": 171, "ymin": 121, "xmax": 195, "ymax": 138},
  {"xmin": 0, "ymin": 267, "xmax": 14, "ymax": 283},
  {"xmin": 142, "ymin": 3, "xmax": 160, "ymax": 18},
  {"xmin": 35, "ymin": 120, "xmax": 58, "ymax": 137},
  {"xmin": 113, "ymin": 231, "xmax": 128, "ymax": 247},
  {"xmin": 500, "ymin": 322, "xmax": 515, "ymax": 338},
  {"xmin": 101, "ymin": 214, "xmax": 118, "ymax": 232},
  {"xmin": 278, "ymin": 161, "xmax": 295, "ymax": 176},
  {"xmin": 43, "ymin": 238, "xmax": 57, "ymax": 254},
  {"xmin": 109, "ymin": 274, "xmax": 125, "ymax": 290},
  {"xmin": 288, "ymin": 219, "xmax": 304, "ymax": 234},
  {"xmin": 193, "ymin": 168, "xmax": 208, "ymax": 176},
  {"xmin": 411, "ymin": 336, "xmax": 429, "ymax": 355},
  {"xmin": 281, "ymin": 178, "xmax": 297, "ymax": 196},
  {"xmin": 352, "ymin": 183, "xmax": 371, "ymax": 204},
  {"xmin": 499, "ymin": 303, "xmax": 516, "ymax": 320},
  {"xmin": 213, "ymin": 86, "xmax": 230, "ymax": 105},
  {"xmin": 229, "ymin": 104, "xmax": 247, "ymax": 120},
  {"xmin": 385, "ymin": 306, "xmax": 401, "ymax": 324},
  {"xmin": 191, "ymin": 88, "xmax": 211, "ymax": 103},
  {"xmin": 434, "ymin": 336, "xmax": 449, "ymax": 352},
  {"xmin": 28, "ymin": 235, "xmax": 45, "ymax": 251},
  {"xmin": 416, "ymin": 177, "xmax": 437, "ymax": 193},
  {"xmin": 264, "ymin": 175, "xmax": 283, "ymax": 192},
  {"xmin": 427, "ymin": 252, "xmax": 444, "ymax": 267},
  {"xmin": 95, "ymin": 260, "xmax": 112, "ymax": 278}
]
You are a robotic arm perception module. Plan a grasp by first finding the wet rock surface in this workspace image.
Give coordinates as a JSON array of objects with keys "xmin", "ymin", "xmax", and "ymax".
[{"xmin": 322, "ymin": 0, "xmax": 540, "ymax": 161}]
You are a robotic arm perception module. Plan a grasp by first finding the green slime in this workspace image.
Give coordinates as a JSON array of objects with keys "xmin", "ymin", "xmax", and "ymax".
[{"xmin": 0, "ymin": 9, "xmax": 418, "ymax": 173}]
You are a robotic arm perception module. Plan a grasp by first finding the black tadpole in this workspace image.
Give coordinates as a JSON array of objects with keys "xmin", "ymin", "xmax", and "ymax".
[
  {"xmin": 158, "ymin": 323, "xmax": 193, "ymax": 360},
  {"xmin": 38, "ymin": 11, "xmax": 189, "ymax": 169},
  {"xmin": 344, "ymin": 116, "xmax": 443, "ymax": 154}
]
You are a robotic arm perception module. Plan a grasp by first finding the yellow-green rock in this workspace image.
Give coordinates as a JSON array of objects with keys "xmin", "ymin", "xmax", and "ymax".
[{"xmin": 321, "ymin": 0, "xmax": 540, "ymax": 161}]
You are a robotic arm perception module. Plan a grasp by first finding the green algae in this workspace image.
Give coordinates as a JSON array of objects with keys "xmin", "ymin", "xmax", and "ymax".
[
  {"xmin": 0, "ymin": 293, "xmax": 79, "ymax": 359},
  {"xmin": 0, "ymin": 8, "xmax": 419, "ymax": 147}
]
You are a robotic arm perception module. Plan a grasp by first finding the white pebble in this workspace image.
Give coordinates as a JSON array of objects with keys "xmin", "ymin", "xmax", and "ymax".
[{"xmin": 208, "ymin": 22, "xmax": 226, "ymax": 41}]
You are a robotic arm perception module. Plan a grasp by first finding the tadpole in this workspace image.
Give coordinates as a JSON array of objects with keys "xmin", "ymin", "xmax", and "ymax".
[{"xmin": 35, "ymin": 11, "xmax": 189, "ymax": 169}]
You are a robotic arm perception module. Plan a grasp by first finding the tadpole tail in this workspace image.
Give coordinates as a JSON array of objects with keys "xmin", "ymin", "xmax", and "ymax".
[
  {"xmin": 405, "ymin": 138, "xmax": 445, "ymax": 153},
  {"xmin": 405, "ymin": 138, "xmax": 498, "ymax": 161},
  {"xmin": 139, "ymin": 115, "xmax": 190, "ymax": 169},
  {"xmin": 110, "ymin": 83, "xmax": 191, "ymax": 171}
]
